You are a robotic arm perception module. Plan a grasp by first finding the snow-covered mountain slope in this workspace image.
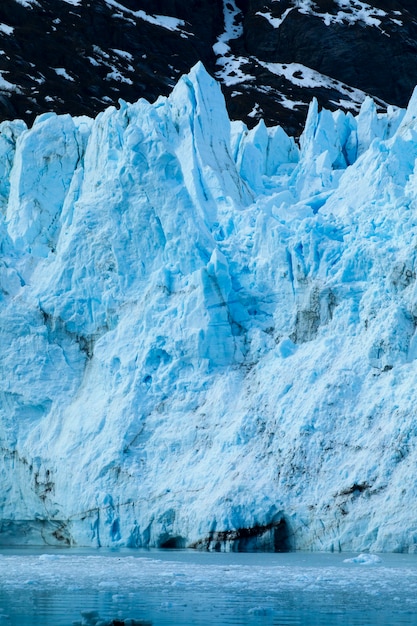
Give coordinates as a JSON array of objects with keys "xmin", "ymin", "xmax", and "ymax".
[
  {"xmin": 2, "ymin": 62, "xmax": 417, "ymax": 552},
  {"xmin": 1, "ymin": 0, "xmax": 417, "ymax": 133}
]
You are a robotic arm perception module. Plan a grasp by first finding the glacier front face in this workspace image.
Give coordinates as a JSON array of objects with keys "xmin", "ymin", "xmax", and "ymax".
[{"xmin": 1, "ymin": 62, "xmax": 417, "ymax": 552}]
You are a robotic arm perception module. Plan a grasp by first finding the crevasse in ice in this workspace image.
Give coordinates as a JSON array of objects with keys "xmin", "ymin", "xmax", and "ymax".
[{"xmin": 1, "ymin": 62, "xmax": 416, "ymax": 552}]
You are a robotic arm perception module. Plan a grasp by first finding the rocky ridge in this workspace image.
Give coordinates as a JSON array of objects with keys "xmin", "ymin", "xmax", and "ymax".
[{"xmin": 0, "ymin": 0, "xmax": 417, "ymax": 133}]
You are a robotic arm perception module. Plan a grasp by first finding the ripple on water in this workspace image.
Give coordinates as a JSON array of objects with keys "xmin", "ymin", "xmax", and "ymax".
[{"xmin": 0, "ymin": 550, "xmax": 416, "ymax": 625}]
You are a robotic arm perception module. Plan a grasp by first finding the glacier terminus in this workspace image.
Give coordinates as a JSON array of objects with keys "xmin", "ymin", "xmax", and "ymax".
[{"xmin": 1, "ymin": 62, "xmax": 417, "ymax": 553}]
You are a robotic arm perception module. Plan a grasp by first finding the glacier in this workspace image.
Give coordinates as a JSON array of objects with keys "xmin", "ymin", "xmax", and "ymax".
[{"xmin": 1, "ymin": 61, "xmax": 417, "ymax": 552}]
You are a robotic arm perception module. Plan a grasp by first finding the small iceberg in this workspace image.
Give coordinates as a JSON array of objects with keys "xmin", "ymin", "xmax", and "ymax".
[{"xmin": 343, "ymin": 553, "xmax": 382, "ymax": 565}]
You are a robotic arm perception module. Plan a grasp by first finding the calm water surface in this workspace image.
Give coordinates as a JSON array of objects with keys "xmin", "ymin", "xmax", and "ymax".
[{"xmin": 0, "ymin": 548, "xmax": 416, "ymax": 625}]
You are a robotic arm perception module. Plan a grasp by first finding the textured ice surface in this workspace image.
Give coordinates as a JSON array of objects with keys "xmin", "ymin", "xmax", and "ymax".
[{"xmin": 0, "ymin": 62, "xmax": 417, "ymax": 552}]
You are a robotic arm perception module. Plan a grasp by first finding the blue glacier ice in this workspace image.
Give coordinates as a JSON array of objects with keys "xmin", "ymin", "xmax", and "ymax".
[{"xmin": 1, "ymin": 62, "xmax": 417, "ymax": 552}]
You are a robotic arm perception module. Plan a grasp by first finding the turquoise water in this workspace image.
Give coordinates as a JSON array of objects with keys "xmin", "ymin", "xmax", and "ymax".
[{"xmin": 0, "ymin": 549, "xmax": 416, "ymax": 625}]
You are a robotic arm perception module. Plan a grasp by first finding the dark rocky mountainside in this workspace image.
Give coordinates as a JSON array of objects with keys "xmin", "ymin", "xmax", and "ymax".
[{"xmin": 1, "ymin": 0, "xmax": 417, "ymax": 133}]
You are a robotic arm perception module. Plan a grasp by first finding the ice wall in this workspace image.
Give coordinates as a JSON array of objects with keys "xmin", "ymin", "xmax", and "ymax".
[{"xmin": 1, "ymin": 62, "xmax": 417, "ymax": 552}]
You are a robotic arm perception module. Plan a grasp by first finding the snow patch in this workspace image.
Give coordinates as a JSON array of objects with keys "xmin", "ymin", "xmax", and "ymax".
[
  {"xmin": 53, "ymin": 68, "xmax": 75, "ymax": 81},
  {"xmin": 259, "ymin": 60, "xmax": 385, "ymax": 110},
  {"xmin": 111, "ymin": 49, "xmax": 134, "ymax": 61},
  {"xmin": 214, "ymin": 0, "xmax": 254, "ymax": 86},
  {"xmin": 105, "ymin": 70, "xmax": 133, "ymax": 85},
  {"xmin": 0, "ymin": 24, "xmax": 14, "ymax": 36},
  {"xmin": 0, "ymin": 71, "xmax": 19, "ymax": 92},
  {"xmin": 295, "ymin": 0, "xmax": 402, "ymax": 30},
  {"xmin": 104, "ymin": 0, "xmax": 186, "ymax": 33},
  {"xmin": 256, "ymin": 8, "xmax": 294, "ymax": 29},
  {"xmin": 12, "ymin": 0, "xmax": 40, "ymax": 7}
]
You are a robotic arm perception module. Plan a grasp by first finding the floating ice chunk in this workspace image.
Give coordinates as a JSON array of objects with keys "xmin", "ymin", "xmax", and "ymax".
[
  {"xmin": 248, "ymin": 606, "xmax": 276, "ymax": 615},
  {"xmin": 343, "ymin": 554, "xmax": 382, "ymax": 565},
  {"xmin": 38, "ymin": 553, "xmax": 62, "ymax": 560}
]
